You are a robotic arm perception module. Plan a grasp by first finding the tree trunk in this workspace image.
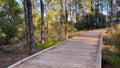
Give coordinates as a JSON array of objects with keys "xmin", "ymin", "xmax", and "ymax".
[
  {"xmin": 116, "ymin": 1, "xmax": 119, "ymax": 23},
  {"xmin": 110, "ymin": 0, "xmax": 113, "ymax": 30},
  {"xmin": 40, "ymin": 0, "xmax": 45, "ymax": 44},
  {"xmin": 100, "ymin": 0, "xmax": 102, "ymax": 22},
  {"xmin": 26, "ymin": 0, "xmax": 36, "ymax": 55},
  {"xmin": 70, "ymin": 0, "xmax": 72, "ymax": 22},
  {"xmin": 75, "ymin": 0, "xmax": 78, "ymax": 23},
  {"xmin": 59, "ymin": 0, "xmax": 64, "ymax": 40},
  {"xmin": 94, "ymin": 0, "xmax": 96, "ymax": 29},
  {"xmin": 82, "ymin": 7, "xmax": 85, "ymax": 23},
  {"xmin": 65, "ymin": 0, "xmax": 68, "ymax": 39},
  {"xmin": 106, "ymin": 0, "xmax": 109, "ymax": 27},
  {"xmin": 23, "ymin": 0, "xmax": 29, "ymax": 47}
]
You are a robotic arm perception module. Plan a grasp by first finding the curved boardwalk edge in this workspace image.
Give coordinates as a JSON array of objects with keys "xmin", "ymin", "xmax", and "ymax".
[{"xmin": 7, "ymin": 40, "xmax": 69, "ymax": 68}]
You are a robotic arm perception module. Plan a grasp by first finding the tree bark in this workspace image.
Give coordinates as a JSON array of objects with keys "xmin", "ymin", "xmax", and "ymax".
[
  {"xmin": 75, "ymin": 0, "xmax": 78, "ymax": 23},
  {"xmin": 23, "ymin": 0, "xmax": 29, "ymax": 47},
  {"xmin": 26, "ymin": 0, "xmax": 36, "ymax": 55},
  {"xmin": 59, "ymin": 0, "xmax": 64, "ymax": 40},
  {"xmin": 116, "ymin": 1, "xmax": 119, "ymax": 23},
  {"xmin": 40, "ymin": 0, "xmax": 45, "ymax": 44},
  {"xmin": 65, "ymin": 0, "xmax": 68, "ymax": 39},
  {"xmin": 110, "ymin": 0, "xmax": 113, "ymax": 29},
  {"xmin": 70, "ymin": 0, "xmax": 72, "ymax": 22},
  {"xmin": 94, "ymin": 0, "xmax": 96, "ymax": 29}
]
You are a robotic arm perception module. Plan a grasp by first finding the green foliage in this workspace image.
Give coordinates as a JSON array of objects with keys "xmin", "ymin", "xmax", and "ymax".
[
  {"xmin": 0, "ymin": 0, "xmax": 23, "ymax": 41},
  {"xmin": 0, "ymin": 37, "xmax": 6, "ymax": 45},
  {"xmin": 118, "ymin": 0, "xmax": 120, "ymax": 3},
  {"xmin": 75, "ymin": 22, "xmax": 87, "ymax": 30},
  {"xmin": 68, "ymin": 25, "xmax": 76, "ymax": 32},
  {"xmin": 49, "ymin": 10, "xmax": 55, "ymax": 19},
  {"xmin": 75, "ymin": 13, "xmax": 94, "ymax": 31},
  {"xmin": 47, "ymin": 0, "xmax": 52, "ymax": 3},
  {"xmin": 95, "ymin": 22, "xmax": 107, "ymax": 29},
  {"xmin": 102, "ymin": 48, "xmax": 120, "ymax": 68},
  {"xmin": 75, "ymin": 13, "xmax": 108, "ymax": 31},
  {"xmin": 36, "ymin": 36, "xmax": 60, "ymax": 50}
]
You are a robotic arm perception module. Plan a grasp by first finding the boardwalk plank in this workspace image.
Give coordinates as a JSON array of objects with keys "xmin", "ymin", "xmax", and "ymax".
[{"xmin": 9, "ymin": 30, "xmax": 103, "ymax": 68}]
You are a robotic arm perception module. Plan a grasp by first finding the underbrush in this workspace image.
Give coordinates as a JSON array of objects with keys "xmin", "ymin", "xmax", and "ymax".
[
  {"xmin": 36, "ymin": 31, "xmax": 85, "ymax": 51},
  {"xmin": 0, "ymin": 40, "xmax": 29, "ymax": 68},
  {"xmin": 102, "ymin": 48, "xmax": 120, "ymax": 68},
  {"xmin": 36, "ymin": 37, "xmax": 60, "ymax": 50},
  {"xmin": 102, "ymin": 24, "xmax": 120, "ymax": 68}
]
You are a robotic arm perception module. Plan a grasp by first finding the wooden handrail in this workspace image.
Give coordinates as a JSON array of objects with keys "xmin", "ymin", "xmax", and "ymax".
[{"xmin": 95, "ymin": 32, "xmax": 102, "ymax": 68}]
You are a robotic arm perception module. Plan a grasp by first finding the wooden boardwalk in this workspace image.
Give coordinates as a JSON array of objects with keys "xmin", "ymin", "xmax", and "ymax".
[{"xmin": 8, "ymin": 30, "xmax": 104, "ymax": 68}]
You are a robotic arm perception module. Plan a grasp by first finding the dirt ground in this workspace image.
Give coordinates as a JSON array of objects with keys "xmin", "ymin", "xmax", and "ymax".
[
  {"xmin": 0, "ymin": 39, "xmax": 29, "ymax": 68},
  {"xmin": 0, "ymin": 50, "xmax": 28, "ymax": 68},
  {"xmin": 102, "ymin": 29, "xmax": 114, "ymax": 68},
  {"xmin": 102, "ymin": 64, "xmax": 113, "ymax": 68}
]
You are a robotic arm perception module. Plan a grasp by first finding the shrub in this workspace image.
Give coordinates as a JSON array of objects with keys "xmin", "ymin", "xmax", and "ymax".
[
  {"xmin": 102, "ymin": 48, "xmax": 120, "ymax": 68},
  {"xmin": 113, "ymin": 24, "xmax": 120, "ymax": 53},
  {"xmin": 36, "ymin": 36, "xmax": 60, "ymax": 51},
  {"xmin": 0, "ymin": 0, "xmax": 23, "ymax": 43},
  {"xmin": 68, "ymin": 25, "xmax": 76, "ymax": 32}
]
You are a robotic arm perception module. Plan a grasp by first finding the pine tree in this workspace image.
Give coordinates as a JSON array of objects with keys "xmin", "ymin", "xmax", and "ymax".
[{"xmin": 26, "ymin": 0, "xmax": 36, "ymax": 55}]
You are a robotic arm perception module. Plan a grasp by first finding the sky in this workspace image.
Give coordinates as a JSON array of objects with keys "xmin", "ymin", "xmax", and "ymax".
[
  {"xmin": 113, "ymin": 0, "xmax": 116, "ymax": 4},
  {"xmin": 16, "ymin": 0, "xmax": 117, "ymax": 15},
  {"xmin": 16, "ymin": 0, "xmax": 117, "ymax": 6},
  {"xmin": 16, "ymin": 0, "xmax": 22, "ymax": 6}
]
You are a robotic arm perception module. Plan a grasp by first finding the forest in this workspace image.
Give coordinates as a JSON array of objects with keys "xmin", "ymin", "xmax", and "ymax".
[{"xmin": 0, "ymin": 0, "xmax": 120, "ymax": 68}]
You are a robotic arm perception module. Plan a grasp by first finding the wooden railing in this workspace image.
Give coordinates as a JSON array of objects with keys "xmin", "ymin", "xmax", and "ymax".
[{"xmin": 95, "ymin": 32, "xmax": 102, "ymax": 68}]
